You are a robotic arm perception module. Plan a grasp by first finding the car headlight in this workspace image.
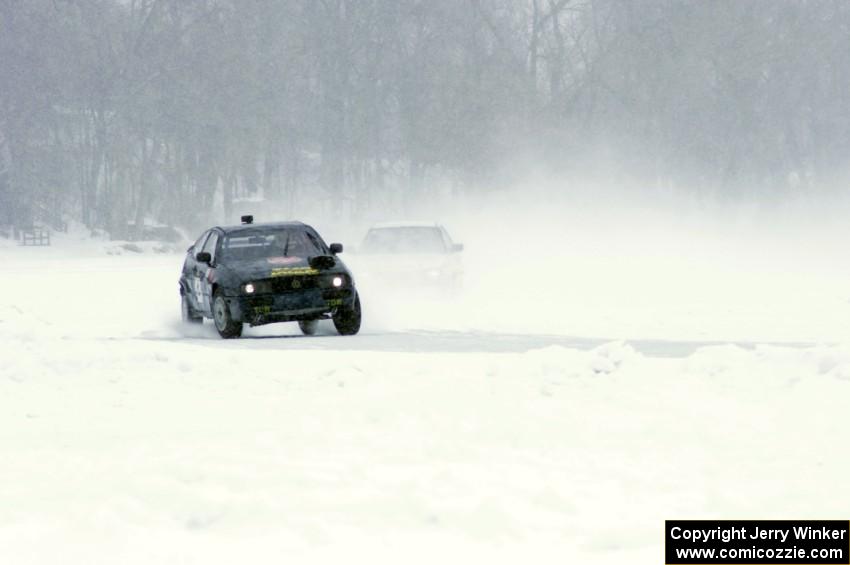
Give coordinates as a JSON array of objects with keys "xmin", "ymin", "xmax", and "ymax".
[
  {"xmin": 242, "ymin": 281, "xmax": 272, "ymax": 294},
  {"xmin": 321, "ymin": 274, "xmax": 348, "ymax": 288}
]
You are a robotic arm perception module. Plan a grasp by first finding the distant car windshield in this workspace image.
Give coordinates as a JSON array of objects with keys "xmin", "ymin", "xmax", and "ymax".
[
  {"xmin": 362, "ymin": 227, "xmax": 446, "ymax": 254},
  {"xmin": 220, "ymin": 228, "xmax": 325, "ymax": 261}
]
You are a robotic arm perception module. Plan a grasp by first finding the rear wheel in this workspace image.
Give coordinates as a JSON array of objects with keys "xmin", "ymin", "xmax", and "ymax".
[
  {"xmin": 298, "ymin": 319, "xmax": 319, "ymax": 335},
  {"xmin": 213, "ymin": 291, "xmax": 243, "ymax": 338},
  {"xmin": 333, "ymin": 294, "xmax": 361, "ymax": 336},
  {"xmin": 181, "ymin": 292, "xmax": 203, "ymax": 324}
]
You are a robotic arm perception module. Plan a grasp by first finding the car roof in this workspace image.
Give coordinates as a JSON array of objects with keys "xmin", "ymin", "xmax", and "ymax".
[
  {"xmin": 215, "ymin": 221, "xmax": 308, "ymax": 234},
  {"xmin": 368, "ymin": 221, "xmax": 441, "ymax": 229}
]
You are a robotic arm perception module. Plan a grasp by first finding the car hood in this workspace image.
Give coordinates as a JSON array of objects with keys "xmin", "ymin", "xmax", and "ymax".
[{"xmin": 218, "ymin": 255, "xmax": 348, "ymax": 281}]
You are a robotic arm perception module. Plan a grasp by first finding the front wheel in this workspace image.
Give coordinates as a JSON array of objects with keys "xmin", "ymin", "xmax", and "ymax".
[
  {"xmin": 298, "ymin": 319, "xmax": 319, "ymax": 335},
  {"xmin": 333, "ymin": 294, "xmax": 361, "ymax": 336},
  {"xmin": 213, "ymin": 292, "xmax": 243, "ymax": 338}
]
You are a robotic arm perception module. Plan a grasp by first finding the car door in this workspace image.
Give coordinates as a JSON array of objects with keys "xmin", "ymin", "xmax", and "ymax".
[
  {"xmin": 196, "ymin": 230, "xmax": 220, "ymax": 315},
  {"xmin": 184, "ymin": 231, "xmax": 208, "ymax": 311}
]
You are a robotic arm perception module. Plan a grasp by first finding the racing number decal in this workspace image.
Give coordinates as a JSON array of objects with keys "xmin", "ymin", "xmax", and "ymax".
[{"xmin": 193, "ymin": 277, "xmax": 204, "ymax": 308}]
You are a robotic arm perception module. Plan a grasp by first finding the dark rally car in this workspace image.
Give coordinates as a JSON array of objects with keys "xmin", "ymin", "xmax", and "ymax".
[{"xmin": 179, "ymin": 216, "xmax": 361, "ymax": 338}]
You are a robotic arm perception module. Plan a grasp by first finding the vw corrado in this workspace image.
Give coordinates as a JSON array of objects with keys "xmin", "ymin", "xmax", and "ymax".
[{"xmin": 179, "ymin": 216, "xmax": 361, "ymax": 338}]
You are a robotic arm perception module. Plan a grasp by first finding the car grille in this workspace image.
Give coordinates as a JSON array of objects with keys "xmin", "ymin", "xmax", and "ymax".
[{"xmin": 269, "ymin": 275, "xmax": 320, "ymax": 292}]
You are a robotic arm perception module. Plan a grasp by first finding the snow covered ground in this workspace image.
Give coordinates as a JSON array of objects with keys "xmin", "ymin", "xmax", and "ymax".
[{"xmin": 1, "ymin": 214, "xmax": 850, "ymax": 564}]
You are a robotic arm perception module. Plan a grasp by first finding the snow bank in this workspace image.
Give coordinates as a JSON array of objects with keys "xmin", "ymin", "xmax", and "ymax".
[{"xmin": 2, "ymin": 321, "xmax": 849, "ymax": 564}]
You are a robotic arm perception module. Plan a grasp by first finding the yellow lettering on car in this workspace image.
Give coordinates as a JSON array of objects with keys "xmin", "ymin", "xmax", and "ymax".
[{"xmin": 270, "ymin": 267, "xmax": 319, "ymax": 277}]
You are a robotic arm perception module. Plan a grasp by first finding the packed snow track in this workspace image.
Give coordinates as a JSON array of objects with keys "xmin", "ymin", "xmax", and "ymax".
[{"xmin": 1, "ymin": 245, "xmax": 849, "ymax": 564}]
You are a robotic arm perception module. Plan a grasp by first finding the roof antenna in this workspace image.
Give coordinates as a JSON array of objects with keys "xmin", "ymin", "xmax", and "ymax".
[{"xmin": 241, "ymin": 215, "xmax": 254, "ymax": 225}]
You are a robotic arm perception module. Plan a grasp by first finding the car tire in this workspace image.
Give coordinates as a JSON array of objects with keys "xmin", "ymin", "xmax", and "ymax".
[
  {"xmin": 298, "ymin": 319, "xmax": 319, "ymax": 335},
  {"xmin": 181, "ymin": 292, "xmax": 203, "ymax": 324},
  {"xmin": 332, "ymin": 293, "xmax": 361, "ymax": 336},
  {"xmin": 212, "ymin": 291, "xmax": 243, "ymax": 338}
]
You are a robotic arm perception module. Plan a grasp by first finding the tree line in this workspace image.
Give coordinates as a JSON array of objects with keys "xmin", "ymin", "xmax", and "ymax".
[{"xmin": 1, "ymin": 0, "xmax": 849, "ymax": 235}]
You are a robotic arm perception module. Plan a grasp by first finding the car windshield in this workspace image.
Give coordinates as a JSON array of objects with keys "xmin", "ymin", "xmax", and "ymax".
[
  {"xmin": 220, "ymin": 228, "xmax": 325, "ymax": 261},
  {"xmin": 361, "ymin": 227, "xmax": 446, "ymax": 254}
]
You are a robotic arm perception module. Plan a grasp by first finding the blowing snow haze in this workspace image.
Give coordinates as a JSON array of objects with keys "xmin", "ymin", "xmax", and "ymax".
[
  {"xmin": 3, "ymin": 0, "xmax": 850, "ymax": 230},
  {"xmin": 2, "ymin": 2, "xmax": 850, "ymax": 565}
]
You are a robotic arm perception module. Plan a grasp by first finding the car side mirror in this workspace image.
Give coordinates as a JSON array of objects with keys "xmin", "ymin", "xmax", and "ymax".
[
  {"xmin": 329, "ymin": 243, "xmax": 343, "ymax": 254},
  {"xmin": 452, "ymin": 243, "xmax": 464, "ymax": 253},
  {"xmin": 195, "ymin": 251, "xmax": 212, "ymax": 264}
]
